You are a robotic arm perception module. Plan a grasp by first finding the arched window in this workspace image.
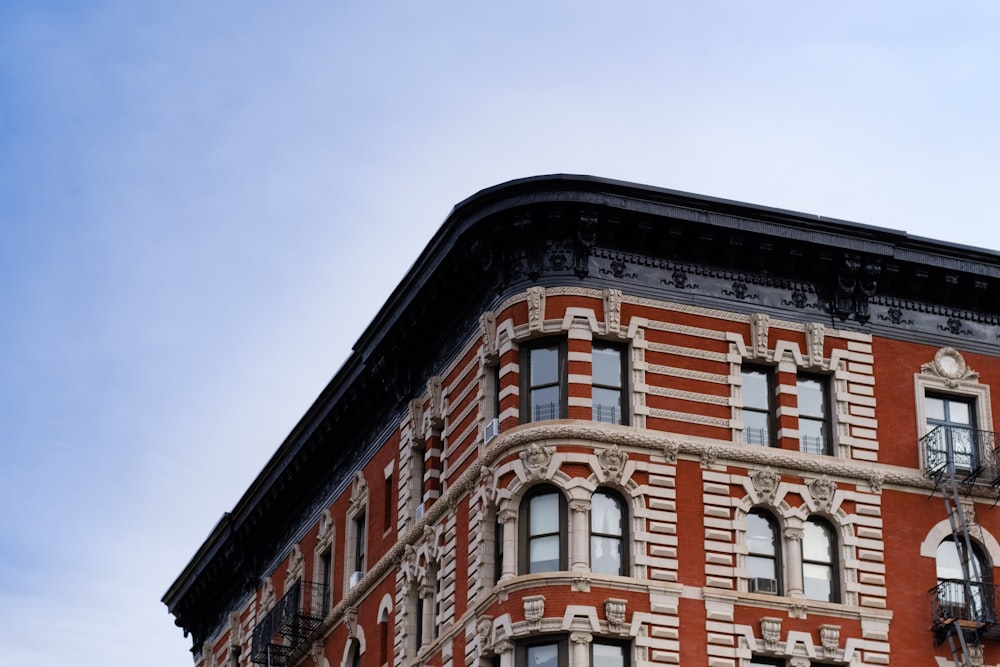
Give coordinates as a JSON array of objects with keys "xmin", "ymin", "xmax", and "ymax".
[
  {"xmin": 937, "ymin": 537, "xmax": 992, "ymax": 619},
  {"xmin": 348, "ymin": 638, "xmax": 361, "ymax": 667},
  {"xmin": 591, "ymin": 489, "xmax": 627, "ymax": 576},
  {"xmin": 520, "ymin": 486, "xmax": 567, "ymax": 573},
  {"xmin": 803, "ymin": 517, "xmax": 838, "ymax": 602},
  {"xmin": 746, "ymin": 510, "xmax": 781, "ymax": 595}
]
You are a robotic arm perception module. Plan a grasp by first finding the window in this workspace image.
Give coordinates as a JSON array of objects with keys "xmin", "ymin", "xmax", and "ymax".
[
  {"xmin": 591, "ymin": 640, "xmax": 629, "ymax": 667},
  {"xmin": 936, "ymin": 537, "xmax": 992, "ymax": 620},
  {"xmin": 591, "ymin": 489, "xmax": 627, "ymax": 576},
  {"xmin": 926, "ymin": 394, "xmax": 977, "ymax": 471},
  {"xmin": 802, "ymin": 517, "xmax": 838, "ymax": 602},
  {"xmin": 384, "ymin": 472, "xmax": 394, "ymax": 532},
  {"xmin": 521, "ymin": 341, "xmax": 566, "ymax": 422},
  {"xmin": 515, "ymin": 638, "xmax": 567, "ymax": 667},
  {"xmin": 746, "ymin": 510, "xmax": 781, "ymax": 595},
  {"xmin": 593, "ymin": 343, "xmax": 627, "ymax": 425},
  {"xmin": 751, "ymin": 660, "xmax": 837, "ymax": 667},
  {"xmin": 319, "ymin": 548, "xmax": 332, "ymax": 615},
  {"xmin": 797, "ymin": 374, "xmax": 831, "ymax": 455},
  {"xmin": 742, "ymin": 366, "xmax": 774, "ymax": 446},
  {"xmin": 348, "ymin": 639, "xmax": 361, "ymax": 667},
  {"xmin": 520, "ymin": 486, "xmax": 567, "ymax": 573},
  {"xmin": 354, "ymin": 510, "xmax": 367, "ymax": 575}
]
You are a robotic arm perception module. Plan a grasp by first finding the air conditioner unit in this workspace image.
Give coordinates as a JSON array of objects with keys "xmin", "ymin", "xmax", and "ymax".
[
  {"xmin": 750, "ymin": 577, "xmax": 778, "ymax": 594},
  {"xmin": 414, "ymin": 504, "xmax": 424, "ymax": 520},
  {"xmin": 349, "ymin": 570, "xmax": 364, "ymax": 588},
  {"xmin": 484, "ymin": 418, "xmax": 500, "ymax": 443}
]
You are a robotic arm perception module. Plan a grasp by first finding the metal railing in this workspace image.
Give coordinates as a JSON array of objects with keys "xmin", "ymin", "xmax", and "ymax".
[
  {"xmin": 592, "ymin": 404, "xmax": 621, "ymax": 425},
  {"xmin": 742, "ymin": 427, "xmax": 770, "ymax": 447},
  {"xmin": 250, "ymin": 580, "xmax": 329, "ymax": 665},
  {"xmin": 922, "ymin": 426, "xmax": 1000, "ymax": 485},
  {"xmin": 930, "ymin": 579, "xmax": 1000, "ymax": 637}
]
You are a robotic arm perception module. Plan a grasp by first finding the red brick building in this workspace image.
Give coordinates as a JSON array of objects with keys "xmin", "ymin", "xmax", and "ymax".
[{"xmin": 165, "ymin": 175, "xmax": 1000, "ymax": 667}]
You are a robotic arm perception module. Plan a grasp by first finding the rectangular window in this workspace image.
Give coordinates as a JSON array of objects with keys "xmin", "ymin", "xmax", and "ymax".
[
  {"xmin": 319, "ymin": 548, "xmax": 332, "ymax": 615},
  {"xmin": 354, "ymin": 511, "xmax": 367, "ymax": 574},
  {"xmin": 384, "ymin": 473, "xmax": 394, "ymax": 532},
  {"xmin": 593, "ymin": 342, "xmax": 627, "ymax": 425},
  {"xmin": 742, "ymin": 366, "xmax": 774, "ymax": 447},
  {"xmin": 521, "ymin": 341, "xmax": 567, "ymax": 422},
  {"xmin": 926, "ymin": 394, "xmax": 977, "ymax": 470},
  {"xmin": 592, "ymin": 640, "xmax": 629, "ymax": 667},
  {"xmin": 797, "ymin": 374, "xmax": 831, "ymax": 455},
  {"xmin": 515, "ymin": 638, "xmax": 567, "ymax": 667}
]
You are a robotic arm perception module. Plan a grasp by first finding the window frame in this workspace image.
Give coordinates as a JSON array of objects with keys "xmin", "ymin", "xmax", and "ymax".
[
  {"xmin": 925, "ymin": 392, "xmax": 978, "ymax": 471},
  {"xmin": 591, "ymin": 638, "xmax": 630, "ymax": 667},
  {"xmin": 353, "ymin": 510, "xmax": 367, "ymax": 575},
  {"xmin": 802, "ymin": 516, "xmax": 839, "ymax": 603},
  {"xmin": 796, "ymin": 373, "xmax": 832, "ymax": 455},
  {"xmin": 741, "ymin": 365, "xmax": 776, "ymax": 447},
  {"xmin": 519, "ymin": 485, "xmax": 568, "ymax": 574},
  {"xmin": 520, "ymin": 340, "xmax": 568, "ymax": 423},
  {"xmin": 746, "ymin": 509, "xmax": 782, "ymax": 595},
  {"xmin": 592, "ymin": 341, "xmax": 628, "ymax": 425},
  {"xmin": 590, "ymin": 488, "xmax": 628, "ymax": 576},
  {"xmin": 514, "ymin": 637, "xmax": 568, "ymax": 667}
]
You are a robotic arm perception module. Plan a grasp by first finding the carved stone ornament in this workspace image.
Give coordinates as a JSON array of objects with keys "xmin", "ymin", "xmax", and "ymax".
[
  {"xmin": 786, "ymin": 527, "xmax": 804, "ymax": 542},
  {"xmin": 310, "ymin": 641, "xmax": 325, "ymax": 667},
  {"xmin": 202, "ymin": 640, "xmax": 216, "ymax": 667},
  {"xmin": 259, "ymin": 577, "xmax": 276, "ymax": 613},
  {"xmin": 479, "ymin": 466, "xmax": 498, "ymax": 508},
  {"xmin": 527, "ymin": 286, "xmax": 546, "ymax": 333},
  {"xmin": 806, "ymin": 322, "xmax": 825, "ymax": 368},
  {"xmin": 408, "ymin": 399, "xmax": 424, "ymax": 441},
  {"xmin": 476, "ymin": 617, "xmax": 494, "ymax": 657},
  {"xmin": 662, "ymin": 440, "xmax": 679, "ymax": 464},
  {"xmin": 605, "ymin": 598, "xmax": 627, "ymax": 633},
  {"xmin": 228, "ymin": 611, "xmax": 243, "ymax": 646},
  {"xmin": 343, "ymin": 608, "xmax": 358, "ymax": 640},
  {"xmin": 807, "ymin": 476, "xmax": 836, "ymax": 513},
  {"xmin": 968, "ymin": 643, "xmax": 984, "ymax": 667},
  {"xmin": 317, "ymin": 509, "xmax": 333, "ymax": 544},
  {"xmin": 480, "ymin": 311, "xmax": 497, "ymax": 359},
  {"xmin": 520, "ymin": 443, "xmax": 553, "ymax": 480},
  {"xmin": 401, "ymin": 544, "xmax": 418, "ymax": 590},
  {"xmin": 760, "ymin": 616, "xmax": 782, "ymax": 651},
  {"xmin": 598, "ymin": 444, "xmax": 628, "ymax": 483},
  {"xmin": 750, "ymin": 313, "xmax": 770, "ymax": 359},
  {"xmin": 819, "ymin": 624, "xmax": 840, "ymax": 658},
  {"xmin": 524, "ymin": 595, "xmax": 545, "ymax": 632},
  {"xmin": 789, "ymin": 659, "xmax": 809, "ymax": 667},
  {"xmin": 701, "ymin": 447, "xmax": 718, "ymax": 468},
  {"xmin": 426, "ymin": 376, "xmax": 444, "ymax": 431},
  {"xmin": 868, "ymin": 472, "xmax": 884, "ymax": 495},
  {"xmin": 570, "ymin": 632, "xmax": 593, "ymax": 646},
  {"xmin": 604, "ymin": 288, "xmax": 623, "ymax": 335},
  {"xmin": 285, "ymin": 544, "xmax": 304, "ymax": 585},
  {"xmin": 750, "ymin": 468, "xmax": 780, "ymax": 504},
  {"xmin": 790, "ymin": 603, "xmax": 807, "ymax": 619},
  {"xmin": 921, "ymin": 347, "xmax": 979, "ymax": 388},
  {"xmin": 349, "ymin": 472, "xmax": 368, "ymax": 514}
]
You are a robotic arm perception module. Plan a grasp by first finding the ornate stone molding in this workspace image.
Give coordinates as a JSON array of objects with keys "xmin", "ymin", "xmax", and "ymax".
[
  {"xmin": 426, "ymin": 376, "xmax": 444, "ymax": 433},
  {"xmin": 750, "ymin": 468, "xmax": 780, "ymax": 505},
  {"xmin": 819, "ymin": 624, "xmax": 840, "ymax": 659},
  {"xmin": 604, "ymin": 598, "xmax": 627, "ymax": 633},
  {"xmin": 597, "ymin": 444, "xmax": 628, "ymax": 483},
  {"xmin": 570, "ymin": 632, "xmax": 593, "ymax": 646},
  {"xmin": 523, "ymin": 595, "xmax": 545, "ymax": 632},
  {"xmin": 604, "ymin": 288, "xmax": 623, "ymax": 335},
  {"xmin": 921, "ymin": 347, "xmax": 979, "ymax": 387},
  {"xmin": 807, "ymin": 476, "xmax": 836, "ymax": 513},
  {"xmin": 349, "ymin": 472, "xmax": 368, "ymax": 516},
  {"xmin": 480, "ymin": 311, "xmax": 497, "ymax": 359},
  {"xmin": 285, "ymin": 544, "xmax": 304, "ymax": 587},
  {"xmin": 317, "ymin": 509, "xmax": 333, "ymax": 545},
  {"xmin": 343, "ymin": 608, "xmax": 358, "ymax": 640},
  {"xmin": 750, "ymin": 313, "xmax": 770, "ymax": 359},
  {"xmin": 661, "ymin": 440, "xmax": 679, "ymax": 464},
  {"xmin": 760, "ymin": 616, "xmax": 782, "ymax": 651},
  {"xmin": 259, "ymin": 577, "xmax": 275, "ymax": 613},
  {"xmin": 806, "ymin": 322, "xmax": 825, "ymax": 368},
  {"xmin": 520, "ymin": 443, "xmax": 553, "ymax": 480},
  {"xmin": 527, "ymin": 286, "xmax": 546, "ymax": 333}
]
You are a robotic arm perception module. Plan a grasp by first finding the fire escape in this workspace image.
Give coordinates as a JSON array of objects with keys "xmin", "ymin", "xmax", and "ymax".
[
  {"xmin": 250, "ymin": 580, "xmax": 328, "ymax": 666},
  {"xmin": 924, "ymin": 425, "xmax": 1000, "ymax": 667}
]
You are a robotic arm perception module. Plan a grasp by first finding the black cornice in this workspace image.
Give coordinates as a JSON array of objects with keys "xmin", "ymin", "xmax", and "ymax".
[{"xmin": 164, "ymin": 174, "xmax": 1000, "ymax": 649}]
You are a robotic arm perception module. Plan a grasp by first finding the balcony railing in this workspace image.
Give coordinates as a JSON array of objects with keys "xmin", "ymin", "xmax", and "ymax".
[
  {"xmin": 930, "ymin": 579, "xmax": 1000, "ymax": 644},
  {"xmin": 592, "ymin": 404, "xmax": 622, "ymax": 425},
  {"xmin": 250, "ymin": 580, "xmax": 329, "ymax": 665},
  {"xmin": 921, "ymin": 426, "xmax": 1000, "ymax": 485}
]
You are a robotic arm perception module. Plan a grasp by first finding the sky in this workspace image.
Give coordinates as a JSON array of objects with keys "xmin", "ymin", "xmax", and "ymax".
[{"xmin": 1, "ymin": 2, "xmax": 999, "ymax": 665}]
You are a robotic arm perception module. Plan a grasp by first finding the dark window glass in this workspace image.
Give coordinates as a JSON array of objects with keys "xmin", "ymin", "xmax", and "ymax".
[
  {"xmin": 319, "ymin": 549, "xmax": 332, "ymax": 614},
  {"xmin": 522, "ymin": 342, "xmax": 566, "ymax": 422},
  {"xmin": 591, "ymin": 490, "xmax": 626, "ymax": 576},
  {"xmin": 926, "ymin": 394, "xmax": 977, "ymax": 470},
  {"xmin": 521, "ymin": 487, "xmax": 566, "ymax": 573},
  {"xmin": 354, "ymin": 511, "xmax": 367, "ymax": 573},
  {"xmin": 797, "ymin": 375, "xmax": 830, "ymax": 455},
  {"xmin": 593, "ymin": 343, "xmax": 626, "ymax": 425},
  {"xmin": 803, "ymin": 517, "xmax": 837, "ymax": 602},
  {"xmin": 936, "ymin": 537, "xmax": 992, "ymax": 620},
  {"xmin": 749, "ymin": 659, "xmax": 783, "ymax": 667},
  {"xmin": 742, "ymin": 367, "xmax": 774, "ymax": 446},
  {"xmin": 515, "ymin": 638, "xmax": 567, "ymax": 667},
  {"xmin": 747, "ymin": 510, "xmax": 780, "ymax": 594}
]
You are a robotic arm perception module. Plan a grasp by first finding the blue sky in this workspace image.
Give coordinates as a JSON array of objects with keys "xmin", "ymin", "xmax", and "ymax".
[{"xmin": 1, "ymin": 2, "xmax": 999, "ymax": 665}]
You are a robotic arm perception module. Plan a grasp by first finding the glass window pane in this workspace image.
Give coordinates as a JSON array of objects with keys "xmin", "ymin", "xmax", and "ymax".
[
  {"xmin": 742, "ymin": 369, "xmax": 770, "ymax": 410},
  {"xmin": 746, "ymin": 514, "xmax": 776, "ymax": 556},
  {"xmin": 593, "ymin": 347, "xmax": 622, "ymax": 387},
  {"xmin": 743, "ymin": 411, "xmax": 770, "ymax": 446},
  {"xmin": 799, "ymin": 418, "xmax": 826, "ymax": 454},
  {"xmin": 592, "ymin": 492, "xmax": 623, "ymax": 535},
  {"xmin": 949, "ymin": 401, "xmax": 972, "ymax": 425},
  {"xmin": 748, "ymin": 554, "xmax": 776, "ymax": 580},
  {"xmin": 529, "ymin": 535, "xmax": 560, "ymax": 572},
  {"xmin": 531, "ymin": 385, "xmax": 560, "ymax": 421},
  {"xmin": 527, "ymin": 644, "xmax": 559, "ymax": 667},
  {"xmin": 591, "ymin": 536, "xmax": 622, "ymax": 575},
  {"xmin": 529, "ymin": 493, "xmax": 559, "ymax": 534},
  {"xmin": 593, "ymin": 387, "xmax": 622, "ymax": 423},
  {"xmin": 803, "ymin": 562, "xmax": 833, "ymax": 601},
  {"xmin": 530, "ymin": 346, "xmax": 560, "ymax": 386},
  {"xmin": 925, "ymin": 396, "xmax": 945, "ymax": 421},
  {"xmin": 797, "ymin": 377, "xmax": 825, "ymax": 417},
  {"xmin": 803, "ymin": 521, "xmax": 832, "ymax": 562},
  {"xmin": 593, "ymin": 642, "xmax": 626, "ymax": 667}
]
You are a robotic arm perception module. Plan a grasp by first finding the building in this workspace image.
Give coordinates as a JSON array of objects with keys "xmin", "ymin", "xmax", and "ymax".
[{"xmin": 164, "ymin": 175, "xmax": 1000, "ymax": 667}]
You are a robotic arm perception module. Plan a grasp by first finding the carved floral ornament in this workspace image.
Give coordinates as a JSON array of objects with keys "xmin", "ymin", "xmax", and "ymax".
[
  {"xmin": 604, "ymin": 598, "xmax": 627, "ymax": 633},
  {"xmin": 520, "ymin": 443, "xmax": 553, "ymax": 480},
  {"xmin": 806, "ymin": 476, "xmax": 836, "ymax": 512},
  {"xmin": 921, "ymin": 347, "xmax": 979, "ymax": 388},
  {"xmin": 597, "ymin": 444, "xmax": 628, "ymax": 483},
  {"xmin": 750, "ymin": 468, "xmax": 780, "ymax": 504},
  {"xmin": 524, "ymin": 595, "xmax": 545, "ymax": 632},
  {"xmin": 760, "ymin": 616, "xmax": 782, "ymax": 651},
  {"xmin": 349, "ymin": 472, "xmax": 367, "ymax": 514}
]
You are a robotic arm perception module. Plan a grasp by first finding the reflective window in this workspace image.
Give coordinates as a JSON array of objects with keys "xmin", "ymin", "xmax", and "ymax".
[
  {"xmin": 925, "ymin": 394, "xmax": 977, "ymax": 470},
  {"xmin": 593, "ymin": 343, "xmax": 626, "ymax": 425},
  {"xmin": 591, "ymin": 490, "xmax": 626, "ymax": 576},
  {"xmin": 592, "ymin": 641, "xmax": 628, "ymax": 667},
  {"xmin": 521, "ymin": 487, "xmax": 566, "ymax": 573},
  {"xmin": 747, "ymin": 510, "xmax": 780, "ymax": 594},
  {"xmin": 797, "ymin": 375, "xmax": 830, "ymax": 455},
  {"xmin": 522, "ymin": 343, "xmax": 566, "ymax": 422},
  {"xmin": 803, "ymin": 517, "xmax": 837, "ymax": 602},
  {"xmin": 742, "ymin": 367, "xmax": 774, "ymax": 446}
]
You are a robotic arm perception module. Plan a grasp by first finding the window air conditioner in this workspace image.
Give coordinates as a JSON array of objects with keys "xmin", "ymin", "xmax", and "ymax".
[
  {"xmin": 750, "ymin": 577, "xmax": 778, "ymax": 594},
  {"xmin": 349, "ymin": 570, "xmax": 364, "ymax": 589},
  {"xmin": 414, "ymin": 504, "xmax": 424, "ymax": 520},
  {"xmin": 484, "ymin": 418, "xmax": 500, "ymax": 444}
]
